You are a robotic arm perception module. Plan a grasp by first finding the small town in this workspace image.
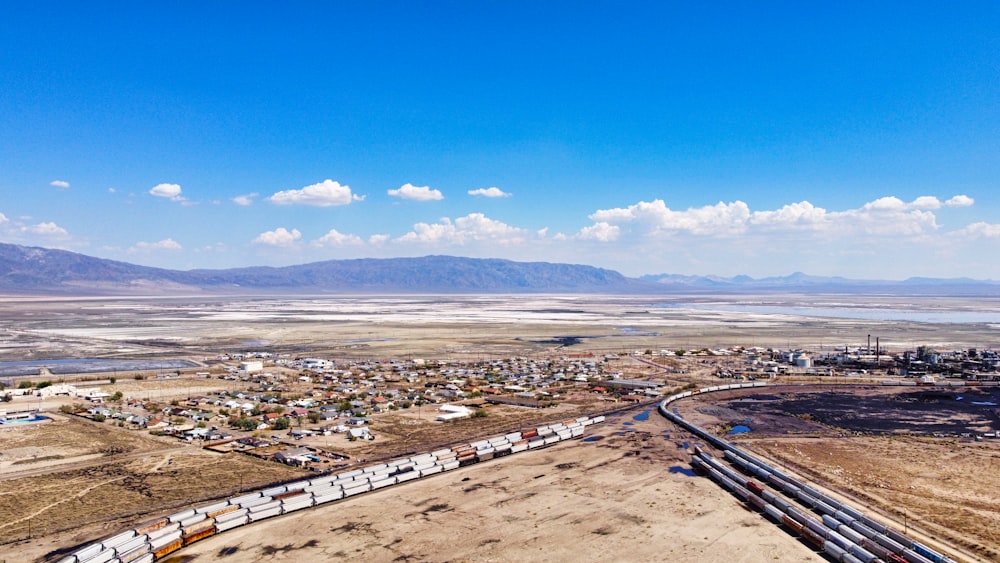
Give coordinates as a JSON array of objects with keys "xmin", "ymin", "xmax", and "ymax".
[{"xmin": 4, "ymin": 342, "xmax": 999, "ymax": 476}]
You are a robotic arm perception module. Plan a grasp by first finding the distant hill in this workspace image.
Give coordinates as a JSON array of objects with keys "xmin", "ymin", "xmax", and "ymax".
[
  {"xmin": 3, "ymin": 243, "xmax": 999, "ymax": 296},
  {"xmin": 640, "ymin": 271, "xmax": 1000, "ymax": 296},
  {"xmin": 0, "ymin": 243, "xmax": 650, "ymax": 294}
]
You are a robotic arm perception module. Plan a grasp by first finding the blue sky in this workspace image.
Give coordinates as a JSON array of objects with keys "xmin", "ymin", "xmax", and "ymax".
[{"xmin": 2, "ymin": 2, "xmax": 998, "ymax": 279}]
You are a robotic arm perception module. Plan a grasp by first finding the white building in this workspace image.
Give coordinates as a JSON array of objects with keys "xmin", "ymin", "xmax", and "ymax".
[{"xmin": 239, "ymin": 360, "xmax": 264, "ymax": 373}]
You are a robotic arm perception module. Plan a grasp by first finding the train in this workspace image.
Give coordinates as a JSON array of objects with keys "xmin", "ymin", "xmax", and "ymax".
[
  {"xmin": 55, "ymin": 415, "xmax": 607, "ymax": 563},
  {"xmin": 659, "ymin": 383, "xmax": 957, "ymax": 563}
]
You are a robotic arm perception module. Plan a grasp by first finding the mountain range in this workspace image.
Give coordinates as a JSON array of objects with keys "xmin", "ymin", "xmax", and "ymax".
[{"xmin": 1, "ymin": 242, "xmax": 998, "ymax": 295}]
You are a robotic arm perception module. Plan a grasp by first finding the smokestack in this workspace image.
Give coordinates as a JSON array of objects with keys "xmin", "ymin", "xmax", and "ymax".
[
  {"xmin": 867, "ymin": 334, "xmax": 871, "ymax": 355},
  {"xmin": 876, "ymin": 337, "xmax": 880, "ymax": 365}
]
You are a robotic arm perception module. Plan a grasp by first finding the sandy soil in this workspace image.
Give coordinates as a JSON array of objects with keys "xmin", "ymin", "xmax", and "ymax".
[
  {"xmin": 133, "ymin": 409, "xmax": 819, "ymax": 563},
  {"xmin": 747, "ymin": 436, "xmax": 1000, "ymax": 562},
  {"xmin": 681, "ymin": 387, "xmax": 1000, "ymax": 563}
]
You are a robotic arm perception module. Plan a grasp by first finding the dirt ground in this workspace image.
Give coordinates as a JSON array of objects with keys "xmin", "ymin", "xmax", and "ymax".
[
  {"xmin": 682, "ymin": 386, "xmax": 1000, "ymax": 563},
  {"xmin": 749, "ymin": 436, "xmax": 1000, "ymax": 562},
  {"xmin": 113, "ymin": 409, "xmax": 820, "ymax": 563},
  {"xmin": 0, "ymin": 415, "xmax": 306, "ymax": 555}
]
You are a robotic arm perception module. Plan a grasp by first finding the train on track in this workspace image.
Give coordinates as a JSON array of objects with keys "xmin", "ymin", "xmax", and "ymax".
[
  {"xmin": 54, "ymin": 415, "xmax": 606, "ymax": 563},
  {"xmin": 659, "ymin": 383, "xmax": 957, "ymax": 563}
]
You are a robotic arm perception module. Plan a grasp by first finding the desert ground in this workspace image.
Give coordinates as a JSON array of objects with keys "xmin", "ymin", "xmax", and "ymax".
[
  {"xmin": 1, "ymin": 294, "xmax": 999, "ymax": 562},
  {"xmin": 93, "ymin": 408, "xmax": 823, "ymax": 563}
]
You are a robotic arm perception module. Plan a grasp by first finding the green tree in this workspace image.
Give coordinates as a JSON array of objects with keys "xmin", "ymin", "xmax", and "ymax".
[
  {"xmin": 111, "ymin": 391, "xmax": 123, "ymax": 402},
  {"xmin": 93, "ymin": 414, "xmax": 106, "ymax": 422},
  {"xmin": 237, "ymin": 417, "xmax": 257, "ymax": 431},
  {"xmin": 272, "ymin": 417, "xmax": 290, "ymax": 430},
  {"xmin": 307, "ymin": 411, "xmax": 320, "ymax": 424}
]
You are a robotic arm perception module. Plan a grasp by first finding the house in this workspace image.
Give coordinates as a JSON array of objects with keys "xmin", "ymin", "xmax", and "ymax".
[
  {"xmin": 273, "ymin": 447, "xmax": 313, "ymax": 466},
  {"xmin": 348, "ymin": 427, "xmax": 374, "ymax": 440}
]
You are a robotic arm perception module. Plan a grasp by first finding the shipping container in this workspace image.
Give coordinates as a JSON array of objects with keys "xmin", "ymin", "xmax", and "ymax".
[
  {"xmin": 370, "ymin": 476, "xmax": 395, "ymax": 490},
  {"xmin": 215, "ymin": 508, "xmax": 249, "ymax": 524},
  {"xmin": 196, "ymin": 501, "xmax": 230, "ymax": 515},
  {"xmin": 419, "ymin": 465, "xmax": 444, "ymax": 477},
  {"xmin": 178, "ymin": 513, "xmax": 207, "ymax": 529},
  {"xmin": 207, "ymin": 504, "xmax": 240, "ymax": 519},
  {"xmin": 167, "ymin": 508, "xmax": 196, "ymax": 523},
  {"xmin": 441, "ymin": 460, "xmax": 460, "ymax": 471},
  {"xmin": 273, "ymin": 488, "xmax": 308, "ymax": 501},
  {"xmin": 397, "ymin": 471, "xmax": 420, "ymax": 483},
  {"xmin": 79, "ymin": 548, "xmax": 115, "ymax": 563},
  {"xmin": 240, "ymin": 495, "xmax": 275, "ymax": 509},
  {"xmin": 134, "ymin": 517, "xmax": 169, "ymax": 536},
  {"xmin": 343, "ymin": 482, "xmax": 371, "ymax": 496},
  {"xmin": 182, "ymin": 527, "xmax": 215, "ymax": 546},
  {"xmin": 153, "ymin": 539, "xmax": 183, "ymax": 559},
  {"xmin": 229, "ymin": 492, "xmax": 262, "ymax": 506},
  {"xmin": 146, "ymin": 523, "xmax": 181, "ymax": 543},
  {"xmin": 113, "ymin": 535, "xmax": 148, "ymax": 556},
  {"xmin": 248, "ymin": 506, "xmax": 281, "ymax": 522},
  {"xmin": 182, "ymin": 519, "xmax": 215, "ymax": 539},
  {"xmin": 148, "ymin": 530, "xmax": 182, "ymax": 551},
  {"xmin": 261, "ymin": 485, "xmax": 287, "ymax": 497},
  {"xmin": 100, "ymin": 530, "xmax": 137, "ymax": 550},
  {"xmin": 117, "ymin": 543, "xmax": 152, "ymax": 563},
  {"xmin": 215, "ymin": 515, "xmax": 249, "ymax": 532},
  {"xmin": 281, "ymin": 497, "xmax": 314, "ymax": 513},
  {"xmin": 314, "ymin": 490, "xmax": 345, "ymax": 505},
  {"xmin": 249, "ymin": 500, "xmax": 281, "ymax": 514}
]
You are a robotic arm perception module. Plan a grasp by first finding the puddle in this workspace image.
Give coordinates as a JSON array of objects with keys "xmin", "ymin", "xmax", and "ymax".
[
  {"xmin": 582, "ymin": 436, "xmax": 605, "ymax": 442},
  {"xmin": 669, "ymin": 465, "xmax": 697, "ymax": 477},
  {"xmin": 728, "ymin": 425, "xmax": 751, "ymax": 435},
  {"xmin": 633, "ymin": 409, "xmax": 651, "ymax": 422}
]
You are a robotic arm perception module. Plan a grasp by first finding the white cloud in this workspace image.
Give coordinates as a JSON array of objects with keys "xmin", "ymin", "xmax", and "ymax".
[
  {"xmin": 590, "ymin": 199, "xmax": 751, "ymax": 236},
  {"xmin": 24, "ymin": 222, "xmax": 69, "ymax": 237},
  {"xmin": 946, "ymin": 194, "xmax": 974, "ymax": 207},
  {"xmin": 388, "ymin": 183, "xmax": 444, "ymax": 201},
  {"xmin": 50, "ymin": 180, "xmax": 70, "ymax": 189},
  {"xmin": 267, "ymin": 180, "xmax": 363, "ymax": 207},
  {"xmin": 750, "ymin": 201, "xmax": 829, "ymax": 230},
  {"xmin": 252, "ymin": 227, "xmax": 302, "ymax": 247},
  {"xmin": 0, "ymin": 212, "xmax": 7, "ymax": 224},
  {"xmin": 108, "ymin": 187, "xmax": 117, "ymax": 194},
  {"xmin": 910, "ymin": 196, "xmax": 942, "ymax": 210},
  {"xmin": 129, "ymin": 238, "xmax": 183, "ymax": 253},
  {"xmin": 468, "ymin": 187, "xmax": 511, "ymax": 198},
  {"xmin": 368, "ymin": 234, "xmax": 390, "ymax": 246},
  {"xmin": 953, "ymin": 222, "xmax": 1000, "ymax": 239},
  {"xmin": 577, "ymin": 222, "xmax": 620, "ymax": 241},
  {"xmin": 586, "ymin": 195, "xmax": 954, "ymax": 241},
  {"xmin": 397, "ymin": 213, "xmax": 529, "ymax": 245},
  {"xmin": 312, "ymin": 229, "xmax": 363, "ymax": 247},
  {"xmin": 149, "ymin": 183, "xmax": 185, "ymax": 202},
  {"xmin": 232, "ymin": 193, "xmax": 258, "ymax": 206}
]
